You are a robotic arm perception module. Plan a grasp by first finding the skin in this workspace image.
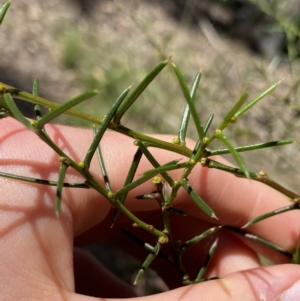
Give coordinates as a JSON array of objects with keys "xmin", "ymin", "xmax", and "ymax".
[{"xmin": 0, "ymin": 117, "xmax": 300, "ymax": 300}]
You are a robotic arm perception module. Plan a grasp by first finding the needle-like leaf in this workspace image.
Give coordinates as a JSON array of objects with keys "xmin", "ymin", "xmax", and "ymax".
[
  {"xmin": 245, "ymin": 233, "xmax": 291, "ymax": 257},
  {"xmin": 235, "ymin": 82, "xmax": 280, "ymax": 119},
  {"xmin": 203, "ymin": 113, "xmax": 214, "ymax": 135},
  {"xmin": 181, "ymin": 181, "xmax": 216, "ymax": 218},
  {"xmin": 114, "ymin": 59, "xmax": 168, "ymax": 123},
  {"xmin": 214, "ymin": 129, "xmax": 249, "ymax": 178},
  {"xmin": 218, "ymin": 92, "xmax": 248, "ymax": 130},
  {"xmin": 0, "ymin": 171, "xmax": 87, "ymax": 188},
  {"xmin": 172, "ymin": 63, "xmax": 205, "ymax": 140},
  {"xmin": 84, "ymin": 86, "xmax": 130, "ymax": 168},
  {"xmin": 0, "ymin": 0, "xmax": 10, "ymax": 25},
  {"xmin": 195, "ymin": 238, "xmax": 218, "ymax": 282},
  {"xmin": 243, "ymin": 203, "xmax": 299, "ymax": 228},
  {"xmin": 178, "ymin": 71, "xmax": 201, "ymax": 144},
  {"xmin": 36, "ymin": 90, "xmax": 99, "ymax": 129},
  {"xmin": 112, "ymin": 148, "xmax": 143, "ymax": 225},
  {"xmin": 32, "ymin": 77, "xmax": 43, "ymax": 121},
  {"xmin": 181, "ymin": 226, "xmax": 222, "ymax": 252},
  {"xmin": 142, "ymin": 160, "xmax": 189, "ymax": 178},
  {"xmin": 93, "ymin": 127, "xmax": 112, "ymax": 192},
  {"xmin": 208, "ymin": 139, "xmax": 294, "ymax": 156},
  {"xmin": 134, "ymin": 243, "xmax": 161, "ymax": 285},
  {"xmin": 3, "ymin": 92, "xmax": 32, "ymax": 129}
]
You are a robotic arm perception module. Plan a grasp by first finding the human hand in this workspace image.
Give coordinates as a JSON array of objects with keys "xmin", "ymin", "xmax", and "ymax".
[{"xmin": 1, "ymin": 117, "xmax": 300, "ymax": 301}]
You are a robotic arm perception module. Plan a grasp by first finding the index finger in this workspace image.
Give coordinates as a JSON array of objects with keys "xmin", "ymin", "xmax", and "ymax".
[{"xmin": 1, "ymin": 118, "xmax": 298, "ymax": 253}]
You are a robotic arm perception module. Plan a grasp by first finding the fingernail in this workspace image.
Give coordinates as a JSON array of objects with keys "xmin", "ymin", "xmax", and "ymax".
[{"xmin": 281, "ymin": 281, "xmax": 300, "ymax": 301}]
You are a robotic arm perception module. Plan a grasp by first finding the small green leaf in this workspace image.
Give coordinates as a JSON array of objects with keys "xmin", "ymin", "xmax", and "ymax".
[
  {"xmin": 37, "ymin": 90, "xmax": 99, "ymax": 129},
  {"xmin": 181, "ymin": 225, "xmax": 222, "ymax": 252},
  {"xmin": 114, "ymin": 169, "xmax": 164, "ymax": 199},
  {"xmin": 181, "ymin": 181, "xmax": 216, "ymax": 218},
  {"xmin": 245, "ymin": 233, "xmax": 291, "ymax": 258},
  {"xmin": 178, "ymin": 72, "xmax": 201, "ymax": 144},
  {"xmin": 218, "ymin": 92, "xmax": 248, "ymax": 131},
  {"xmin": 0, "ymin": 0, "xmax": 10, "ymax": 25},
  {"xmin": 134, "ymin": 243, "xmax": 161, "ymax": 285},
  {"xmin": 114, "ymin": 59, "xmax": 169, "ymax": 123},
  {"xmin": 32, "ymin": 77, "xmax": 40, "ymax": 96},
  {"xmin": 120, "ymin": 228, "xmax": 170, "ymax": 262},
  {"xmin": 214, "ymin": 129, "xmax": 249, "ymax": 178},
  {"xmin": 208, "ymin": 139, "xmax": 294, "ymax": 156},
  {"xmin": 242, "ymin": 203, "xmax": 299, "ymax": 228},
  {"xmin": 93, "ymin": 127, "xmax": 112, "ymax": 193},
  {"xmin": 195, "ymin": 238, "xmax": 218, "ymax": 282},
  {"xmin": 172, "ymin": 63, "xmax": 205, "ymax": 140},
  {"xmin": 84, "ymin": 86, "xmax": 130, "ymax": 168},
  {"xmin": 112, "ymin": 148, "xmax": 143, "ymax": 225},
  {"xmin": 203, "ymin": 113, "xmax": 214, "ymax": 135},
  {"xmin": 0, "ymin": 170, "xmax": 87, "ymax": 188},
  {"xmin": 142, "ymin": 161, "xmax": 190, "ymax": 179},
  {"xmin": 32, "ymin": 77, "xmax": 44, "ymax": 122},
  {"xmin": 235, "ymin": 82, "xmax": 280, "ymax": 119},
  {"xmin": 3, "ymin": 92, "xmax": 32, "ymax": 129}
]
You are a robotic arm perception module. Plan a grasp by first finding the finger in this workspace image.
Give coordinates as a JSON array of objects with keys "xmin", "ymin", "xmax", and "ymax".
[
  {"xmin": 187, "ymin": 159, "xmax": 300, "ymax": 253},
  {"xmin": 1, "ymin": 119, "xmax": 298, "ymax": 255},
  {"xmin": 60, "ymin": 264, "xmax": 300, "ymax": 301},
  {"xmin": 205, "ymin": 232, "xmax": 261, "ymax": 278},
  {"xmin": 75, "ymin": 214, "xmax": 262, "ymax": 289},
  {"xmin": 154, "ymin": 264, "xmax": 300, "ymax": 301}
]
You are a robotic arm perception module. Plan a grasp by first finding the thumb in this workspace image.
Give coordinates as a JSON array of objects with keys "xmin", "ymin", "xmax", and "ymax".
[
  {"xmin": 138, "ymin": 264, "xmax": 300, "ymax": 301},
  {"xmin": 61, "ymin": 264, "xmax": 300, "ymax": 301}
]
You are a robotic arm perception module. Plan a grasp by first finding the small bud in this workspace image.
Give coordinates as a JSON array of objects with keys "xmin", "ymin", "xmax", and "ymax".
[
  {"xmin": 30, "ymin": 120, "xmax": 37, "ymax": 127},
  {"xmin": 189, "ymin": 158, "xmax": 196, "ymax": 164},
  {"xmin": 158, "ymin": 236, "xmax": 169, "ymax": 244},
  {"xmin": 172, "ymin": 137, "xmax": 180, "ymax": 145},
  {"xmin": 78, "ymin": 161, "xmax": 86, "ymax": 168},
  {"xmin": 230, "ymin": 116, "xmax": 237, "ymax": 123},
  {"xmin": 153, "ymin": 176, "xmax": 163, "ymax": 185},
  {"xmin": 258, "ymin": 170, "xmax": 267, "ymax": 179},
  {"xmin": 147, "ymin": 224, "xmax": 154, "ymax": 230},
  {"xmin": 202, "ymin": 136, "xmax": 209, "ymax": 144},
  {"xmin": 200, "ymin": 158, "xmax": 207, "ymax": 167},
  {"xmin": 0, "ymin": 85, "xmax": 6, "ymax": 93}
]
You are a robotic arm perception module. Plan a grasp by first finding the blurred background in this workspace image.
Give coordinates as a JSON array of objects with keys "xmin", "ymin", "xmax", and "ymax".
[{"xmin": 0, "ymin": 0, "xmax": 300, "ymax": 296}]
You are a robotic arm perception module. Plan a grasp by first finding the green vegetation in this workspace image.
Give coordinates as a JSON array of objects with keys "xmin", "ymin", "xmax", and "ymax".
[{"xmin": 0, "ymin": 0, "xmax": 300, "ymax": 286}]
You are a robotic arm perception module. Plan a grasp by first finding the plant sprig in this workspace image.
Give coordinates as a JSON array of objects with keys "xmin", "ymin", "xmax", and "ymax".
[{"xmin": 0, "ymin": 0, "xmax": 299, "ymax": 286}]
